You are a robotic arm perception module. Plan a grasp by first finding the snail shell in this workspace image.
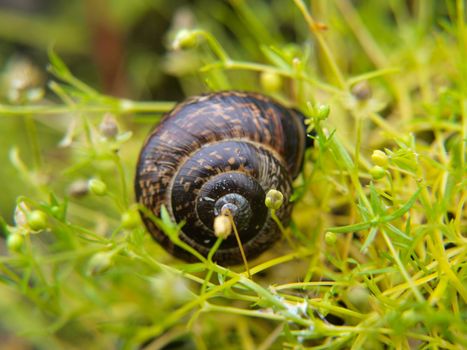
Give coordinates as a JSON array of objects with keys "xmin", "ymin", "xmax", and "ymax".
[{"xmin": 135, "ymin": 91, "xmax": 308, "ymax": 265}]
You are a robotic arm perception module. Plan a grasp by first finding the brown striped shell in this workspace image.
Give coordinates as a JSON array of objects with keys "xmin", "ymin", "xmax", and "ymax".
[{"xmin": 135, "ymin": 91, "xmax": 307, "ymax": 265}]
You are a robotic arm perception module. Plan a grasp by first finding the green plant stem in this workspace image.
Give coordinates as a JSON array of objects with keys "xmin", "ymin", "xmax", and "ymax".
[
  {"xmin": 323, "ymin": 128, "xmax": 372, "ymax": 213},
  {"xmin": 270, "ymin": 209, "xmax": 295, "ymax": 249},
  {"xmin": 226, "ymin": 212, "xmax": 250, "ymax": 278},
  {"xmin": 0, "ymin": 100, "xmax": 175, "ymax": 116},
  {"xmin": 427, "ymin": 232, "xmax": 467, "ymax": 303},
  {"xmin": 133, "ymin": 275, "xmax": 241, "ymax": 345},
  {"xmin": 24, "ymin": 115, "xmax": 42, "ymax": 169},
  {"xmin": 201, "ymin": 60, "xmax": 339, "ymax": 94},
  {"xmin": 456, "ymin": 0, "xmax": 467, "ymax": 172},
  {"xmin": 335, "ymin": 0, "xmax": 412, "ymax": 121},
  {"xmin": 201, "ymin": 237, "xmax": 224, "ymax": 295},
  {"xmin": 293, "ymin": 0, "xmax": 346, "ymax": 89},
  {"xmin": 380, "ymin": 229, "xmax": 424, "ymax": 302},
  {"xmin": 193, "ymin": 30, "xmax": 230, "ymax": 63},
  {"xmin": 204, "ymin": 303, "xmax": 284, "ymax": 321},
  {"xmin": 112, "ymin": 154, "xmax": 129, "ymax": 209}
]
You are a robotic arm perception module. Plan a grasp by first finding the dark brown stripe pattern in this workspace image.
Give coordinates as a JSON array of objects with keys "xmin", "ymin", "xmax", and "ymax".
[{"xmin": 135, "ymin": 91, "xmax": 307, "ymax": 265}]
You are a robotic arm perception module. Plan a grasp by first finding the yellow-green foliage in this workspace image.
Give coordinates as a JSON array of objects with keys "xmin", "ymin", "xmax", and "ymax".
[{"xmin": 0, "ymin": 1, "xmax": 466, "ymax": 349}]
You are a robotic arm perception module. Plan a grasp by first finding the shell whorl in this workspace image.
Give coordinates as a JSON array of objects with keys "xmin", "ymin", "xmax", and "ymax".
[
  {"xmin": 214, "ymin": 193, "xmax": 252, "ymax": 231},
  {"xmin": 135, "ymin": 91, "xmax": 307, "ymax": 265}
]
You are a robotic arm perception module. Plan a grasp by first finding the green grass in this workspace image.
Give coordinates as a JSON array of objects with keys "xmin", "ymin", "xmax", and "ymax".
[{"xmin": 0, "ymin": 0, "xmax": 466, "ymax": 349}]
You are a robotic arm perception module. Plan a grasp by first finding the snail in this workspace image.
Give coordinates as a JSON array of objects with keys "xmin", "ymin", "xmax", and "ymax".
[{"xmin": 135, "ymin": 91, "xmax": 310, "ymax": 265}]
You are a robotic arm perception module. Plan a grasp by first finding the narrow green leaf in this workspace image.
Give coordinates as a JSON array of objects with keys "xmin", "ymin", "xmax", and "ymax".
[
  {"xmin": 261, "ymin": 45, "xmax": 292, "ymax": 69},
  {"xmin": 357, "ymin": 267, "xmax": 398, "ymax": 275},
  {"xmin": 47, "ymin": 47, "xmax": 71, "ymax": 77},
  {"xmin": 160, "ymin": 205, "xmax": 174, "ymax": 230},
  {"xmin": 361, "ymin": 226, "xmax": 379, "ymax": 252},
  {"xmin": 382, "ymin": 189, "xmax": 421, "ymax": 222},
  {"xmin": 328, "ymin": 131, "xmax": 355, "ymax": 171},
  {"xmin": 384, "ymin": 223, "xmax": 411, "ymax": 241},
  {"xmin": 327, "ymin": 221, "xmax": 372, "ymax": 233},
  {"xmin": 0, "ymin": 216, "xmax": 9, "ymax": 238},
  {"xmin": 369, "ymin": 183, "xmax": 385, "ymax": 215},
  {"xmin": 347, "ymin": 67, "xmax": 401, "ymax": 85}
]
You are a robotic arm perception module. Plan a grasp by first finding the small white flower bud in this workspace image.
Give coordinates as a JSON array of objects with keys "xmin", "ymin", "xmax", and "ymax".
[
  {"xmin": 265, "ymin": 189, "xmax": 284, "ymax": 210},
  {"xmin": 214, "ymin": 215, "xmax": 232, "ymax": 239},
  {"xmin": 172, "ymin": 29, "xmax": 198, "ymax": 50},
  {"xmin": 14, "ymin": 202, "xmax": 28, "ymax": 227},
  {"xmin": 87, "ymin": 251, "xmax": 114, "ymax": 276},
  {"xmin": 370, "ymin": 165, "xmax": 386, "ymax": 180},
  {"xmin": 99, "ymin": 113, "xmax": 119, "ymax": 139},
  {"xmin": 351, "ymin": 81, "xmax": 372, "ymax": 100},
  {"xmin": 88, "ymin": 179, "xmax": 107, "ymax": 196},
  {"xmin": 68, "ymin": 179, "xmax": 89, "ymax": 198},
  {"xmin": 260, "ymin": 71, "xmax": 282, "ymax": 93},
  {"xmin": 371, "ymin": 150, "xmax": 389, "ymax": 168}
]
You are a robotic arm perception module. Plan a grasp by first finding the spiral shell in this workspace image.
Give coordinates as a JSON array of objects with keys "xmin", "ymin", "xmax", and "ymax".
[{"xmin": 135, "ymin": 91, "xmax": 307, "ymax": 265}]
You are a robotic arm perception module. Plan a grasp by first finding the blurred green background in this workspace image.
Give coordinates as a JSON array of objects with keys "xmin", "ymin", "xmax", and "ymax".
[
  {"xmin": 0, "ymin": 0, "xmax": 452, "ymax": 222},
  {"xmin": 0, "ymin": 0, "xmax": 199, "ymax": 223},
  {"xmin": 0, "ymin": 0, "xmax": 314, "ymax": 222}
]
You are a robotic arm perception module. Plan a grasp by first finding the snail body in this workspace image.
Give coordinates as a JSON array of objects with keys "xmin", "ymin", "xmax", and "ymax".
[{"xmin": 135, "ymin": 91, "xmax": 308, "ymax": 265}]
